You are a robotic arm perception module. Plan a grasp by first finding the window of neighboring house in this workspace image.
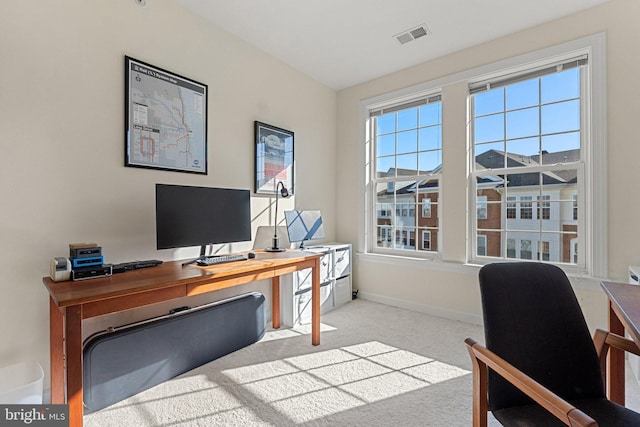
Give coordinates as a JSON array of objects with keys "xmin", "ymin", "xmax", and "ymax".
[
  {"xmin": 521, "ymin": 240, "xmax": 532, "ymax": 260},
  {"xmin": 538, "ymin": 195, "xmax": 551, "ymax": 220},
  {"xmin": 477, "ymin": 235, "xmax": 487, "ymax": 256},
  {"xmin": 477, "ymin": 196, "xmax": 488, "ymax": 220},
  {"xmin": 369, "ymin": 93, "xmax": 442, "ymax": 256},
  {"xmin": 520, "ymin": 196, "xmax": 533, "ymax": 219},
  {"xmin": 422, "ymin": 198, "xmax": 432, "ymax": 218},
  {"xmin": 506, "ymin": 197, "xmax": 516, "ymax": 219},
  {"xmin": 506, "ymin": 238, "xmax": 516, "ymax": 258},
  {"xmin": 422, "ymin": 230, "xmax": 431, "ymax": 250},
  {"xmin": 573, "ymin": 194, "xmax": 578, "ymax": 220},
  {"xmin": 538, "ymin": 241, "xmax": 550, "ymax": 261},
  {"xmin": 471, "ymin": 55, "xmax": 588, "ymax": 267}
]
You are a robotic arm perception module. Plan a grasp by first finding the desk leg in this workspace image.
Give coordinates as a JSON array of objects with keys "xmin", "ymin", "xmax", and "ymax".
[
  {"xmin": 608, "ymin": 300, "xmax": 625, "ymax": 405},
  {"xmin": 272, "ymin": 276, "xmax": 281, "ymax": 329},
  {"xmin": 65, "ymin": 305, "xmax": 83, "ymax": 427},
  {"xmin": 312, "ymin": 257, "xmax": 320, "ymax": 346},
  {"xmin": 49, "ymin": 297, "xmax": 64, "ymax": 404}
]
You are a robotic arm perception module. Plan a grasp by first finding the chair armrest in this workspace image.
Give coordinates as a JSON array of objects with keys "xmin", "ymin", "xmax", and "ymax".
[
  {"xmin": 593, "ymin": 329, "xmax": 640, "ymax": 388},
  {"xmin": 464, "ymin": 338, "xmax": 597, "ymax": 427}
]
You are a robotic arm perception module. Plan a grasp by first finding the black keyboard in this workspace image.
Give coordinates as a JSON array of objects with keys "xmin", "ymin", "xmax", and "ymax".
[
  {"xmin": 112, "ymin": 260, "xmax": 163, "ymax": 274},
  {"xmin": 196, "ymin": 254, "xmax": 247, "ymax": 266}
]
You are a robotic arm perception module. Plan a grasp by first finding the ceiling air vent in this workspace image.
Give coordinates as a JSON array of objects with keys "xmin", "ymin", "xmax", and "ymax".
[{"xmin": 394, "ymin": 24, "xmax": 431, "ymax": 45}]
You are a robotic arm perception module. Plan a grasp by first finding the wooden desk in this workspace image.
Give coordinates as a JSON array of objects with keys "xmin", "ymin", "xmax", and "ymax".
[
  {"xmin": 43, "ymin": 250, "xmax": 322, "ymax": 427},
  {"xmin": 601, "ymin": 281, "xmax": 640, "ymax": 405}
]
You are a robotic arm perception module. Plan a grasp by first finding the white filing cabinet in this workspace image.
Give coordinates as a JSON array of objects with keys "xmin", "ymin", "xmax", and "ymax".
[
  {"xmin": 280, "ymin": 243, "xmax": 352, "ymax": 326},
  {"xmin": 629, "ymin": 266, "xmax": 640, "ymax": 383}
]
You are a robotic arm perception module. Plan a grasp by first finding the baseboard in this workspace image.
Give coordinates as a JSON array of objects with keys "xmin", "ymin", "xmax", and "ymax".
[{"xmin": 357, "ymin": 291, "xmax": 483, "ymax": 326}]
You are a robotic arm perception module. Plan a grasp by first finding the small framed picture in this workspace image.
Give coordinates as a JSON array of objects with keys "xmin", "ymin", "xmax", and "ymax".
[{"xmin": 254, "ymin": 121, "xmax": 294, "ymax": 195}]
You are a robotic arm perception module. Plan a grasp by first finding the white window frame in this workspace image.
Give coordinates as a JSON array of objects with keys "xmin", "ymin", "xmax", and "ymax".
[
  {"xmin": 364, "ymin": 90, "xmax": 443, "ymax": 259},
  {"xmin": 466, "ymin": 34, "xmax": 606, "ymax": 277}
]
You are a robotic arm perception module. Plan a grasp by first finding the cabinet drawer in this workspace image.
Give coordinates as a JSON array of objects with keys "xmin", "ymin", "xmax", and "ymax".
[
  {"xmin": 291, "ymin": 282, "xmax": 333, "ymax": 325},
  {"xmin": 334, "ymin": 248, "xmax": 351, "ymax": 278},
  {"xmin": 334, "ymin": 276, "xmax": 352, "ymax": 307}
]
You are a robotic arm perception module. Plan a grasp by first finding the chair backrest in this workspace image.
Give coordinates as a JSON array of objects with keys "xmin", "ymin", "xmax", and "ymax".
[{"xmin": 478, "ymin": 262, "xmax": 605, "ymax": 411}]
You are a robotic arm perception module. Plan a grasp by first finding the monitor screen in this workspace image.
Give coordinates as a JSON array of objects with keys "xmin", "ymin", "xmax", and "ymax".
[
  {"xmin": 284, "ymin": 210, "xmax": 325, "ymax": 247},
  {"xmin": 156, "ymin": 184, "xmax": 251, "ymax": 250}
]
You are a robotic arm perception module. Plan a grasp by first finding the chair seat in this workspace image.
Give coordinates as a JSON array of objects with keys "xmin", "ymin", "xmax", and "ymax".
[{"xmin": 494, "ymin": 398, "xmax": 640, "ymax": 427}]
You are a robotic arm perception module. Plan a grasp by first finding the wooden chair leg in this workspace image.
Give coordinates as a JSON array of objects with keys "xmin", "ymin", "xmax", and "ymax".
[{"xmin": 466, "ymin": 340, "xmax": 488, "ymax": 427}]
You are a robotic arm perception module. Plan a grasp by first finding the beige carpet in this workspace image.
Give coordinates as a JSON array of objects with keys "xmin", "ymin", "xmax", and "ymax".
[{"xmin": 84, "ymin": 299, "xmax": 640, "ymax": 426}]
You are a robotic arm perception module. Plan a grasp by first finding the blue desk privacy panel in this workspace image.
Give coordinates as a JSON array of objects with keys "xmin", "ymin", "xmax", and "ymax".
[{"xmin": 83, "ymin": 292, "xmax": 265, "ymax": 413}]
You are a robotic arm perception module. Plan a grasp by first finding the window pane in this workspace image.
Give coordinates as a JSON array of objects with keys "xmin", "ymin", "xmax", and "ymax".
[
  {"xmin": 419, "ymin": 126, "xmax": 442, "ymax": 152},
  {"xmin": 377, "ymin": 114, "xmax": 395, "ymax": 134},
  {"xmin": 376, "ymin": 156, "xmax": 394, "ymax": 178},
  {"xmin": 542, "ymin": 99, "xmax": 580, "ymax": 134},
  {"xmin": 419, "ymin": 151, "xmax": 441, "ymax": 174},
  {"xmin": 474, "ymin": 114, "xmax": 504, "ymax": 143},
  {"xmin": 420, "ymin": 103, "xmax": 441, "ymax": 127},
  {"xmin": 541, "ymin": 132, "xmax": 580, "ymax": 159},
  {"xmin": 506, "ymin": 79, "xmax": 539, "ymax": 110},
  {"xmin": 475, "ymin": 89, "xmax": 504, "ymax": 116},
  {"xmin": 506, "ymin": 137, "xmax": 540, "ymax": 159},
  {"xmin": 541, "ymin": 68, "xmax": 579, "ymax": 104},
  {"xmin": 397, "ymin": 130, "xmax": 417, "ymax": 154},
  {"xmin": 396, "ymin": 153, "xmax": 418, "ymax": 173},
  {"xmin": 377, "ymin": 133, "xmax": 395, "ymax": 157},
  {"xmin": 506, "ymin": 107, "xmax": 539, "ymax": 139},
  {"xmin": 397, "ymin": 108, "xmax": 417, "ymax": 131}
]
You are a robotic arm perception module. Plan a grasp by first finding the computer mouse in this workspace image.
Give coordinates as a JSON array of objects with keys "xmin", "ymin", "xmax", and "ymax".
[{"xmin": 248, "ymin": 252, "xmax": 256, "ymax": 259}]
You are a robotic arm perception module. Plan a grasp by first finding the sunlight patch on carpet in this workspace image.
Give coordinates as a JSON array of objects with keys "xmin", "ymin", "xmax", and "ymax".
[{"xmin": 220, "ymin": 340, "xmax": 470, "ymax": 423}]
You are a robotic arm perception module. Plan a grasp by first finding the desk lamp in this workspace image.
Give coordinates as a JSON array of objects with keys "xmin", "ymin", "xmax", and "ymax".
[{"xmin": 265, "ymin": 181, "xmax": 290, "ymax": 252}]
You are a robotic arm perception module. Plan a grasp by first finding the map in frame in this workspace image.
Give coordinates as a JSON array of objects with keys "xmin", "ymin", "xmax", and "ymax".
[{"xmin": 125, "ymin": 56, "xmax": 208, "ymax": 174}]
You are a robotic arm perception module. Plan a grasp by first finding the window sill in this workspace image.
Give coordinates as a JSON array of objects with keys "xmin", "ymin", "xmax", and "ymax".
[{"xmin": 355, "ymin": 252, "xmax": 604, "ymax": 291}]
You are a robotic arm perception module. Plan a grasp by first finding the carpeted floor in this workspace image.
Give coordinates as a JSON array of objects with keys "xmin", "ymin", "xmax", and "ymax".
[{"xmin": 84, "ymin": 298, "xmax": 640, "ymax": 426}]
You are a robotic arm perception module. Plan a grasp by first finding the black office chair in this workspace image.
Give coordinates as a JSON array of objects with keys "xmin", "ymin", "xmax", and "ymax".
[{"xmin": 465, "ymin": 262, "xmax": 640, "ymax": 427}]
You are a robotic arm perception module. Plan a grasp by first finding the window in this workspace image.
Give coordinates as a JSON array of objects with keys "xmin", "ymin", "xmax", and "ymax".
[
  {"xmin": 507, "ymin": 238, "xmax": 516, "ymax": 258},
  {"xmin": 477, "ymin": 235, "xmax": 487, "ymax": 256},
  {"xmin": 537, "ymin": 195, "xmax": 551, "ymax": 220},
  {"xmin": 369, "ymin": 94, "xmax": 442, "ymax": 255},
  {"xmin": 422, "ymin": 198, "xmax": 432, "ymax": 218},
  {"xmin": 477, "ymin": 196, "xmax": 487, "ymax": 220},
  {"xmin": 362, "ymin": 34, "xmax": 605, "ymax": 276},
  {"xmin": 471, "ymin": 55, "xmax": 588, "ymax": 267},
  {"xmin": 506, "ymin": 197, "xmax": 516, "ymax": 219},
  {"xmin": 422, "ymin": 230, "xmax": 431, "ymax": 250},
  {"xmin": 520, "ymin": 196, "xmax": 533, "ymax": 220}
]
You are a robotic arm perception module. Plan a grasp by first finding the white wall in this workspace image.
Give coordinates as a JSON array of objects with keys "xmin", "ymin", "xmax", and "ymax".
[
  {"xmin": 336, "ymin": 0, "xmax": 640, "ymax": 331},
  {"xmin": 0, "ymin": 0, "xmax": 336, "ymax": 390}
]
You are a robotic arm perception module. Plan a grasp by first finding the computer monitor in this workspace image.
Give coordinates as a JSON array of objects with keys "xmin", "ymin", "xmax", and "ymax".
[
  {"xmin": 284, "ymin": 210, "xmax": 325, "ymax": 249},
  {"xmin": 155, "ymin": 184, "xmax": 251, "ymax": 258}
]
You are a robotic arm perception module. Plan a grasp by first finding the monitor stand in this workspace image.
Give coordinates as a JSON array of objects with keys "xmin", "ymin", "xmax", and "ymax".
[{"xmin": 181, "ymin": 245, "xmax": 209, "ymax": 267}]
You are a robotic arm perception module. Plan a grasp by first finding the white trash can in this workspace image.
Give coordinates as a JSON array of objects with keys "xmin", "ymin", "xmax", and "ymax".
[{"xmin": 0, "ymin": 360, "xmax": 44, "ymax": 404}]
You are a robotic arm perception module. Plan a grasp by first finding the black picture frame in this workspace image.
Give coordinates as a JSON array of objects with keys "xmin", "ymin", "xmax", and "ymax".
[
  {"xmin": 254, "ymin": 121, "xmax": 294, "ymax": 195},
  {"xmin": 125, "ymin": 56, "xmax": 208, "ymax": 174}
]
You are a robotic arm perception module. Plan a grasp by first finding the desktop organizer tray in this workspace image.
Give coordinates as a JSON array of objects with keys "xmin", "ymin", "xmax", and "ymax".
[{"xmin": 83, "ymin": 292, "xmax": 265, "ymax": 413}]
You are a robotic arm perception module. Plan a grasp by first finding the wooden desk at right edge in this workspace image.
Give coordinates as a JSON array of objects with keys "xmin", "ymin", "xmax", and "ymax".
[{"xmin": 601, "ymin": 280, "xmax": 640, "ymax": 405}]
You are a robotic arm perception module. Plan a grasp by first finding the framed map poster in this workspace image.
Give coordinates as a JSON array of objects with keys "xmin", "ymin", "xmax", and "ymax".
[
  {"xmin": 254, "ymin": 121, "xmax": 294, "ymax": 195},
  {"xmin": 125, "ymin": 56, "xmax": 208, "ymax": 174}
]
